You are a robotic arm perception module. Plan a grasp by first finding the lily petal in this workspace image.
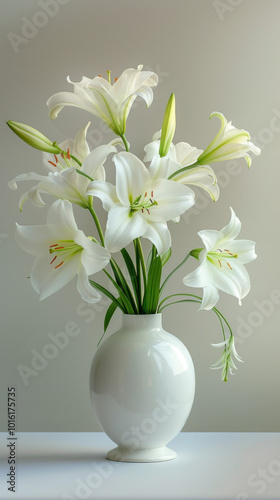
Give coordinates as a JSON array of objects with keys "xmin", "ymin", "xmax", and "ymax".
[
  {"xmin": 105, "ymin": 204, "xmax": 147, "ymax": 253},
  {"xmin": 47, "ymin": 198, "xmax": 78, "ymax": 229},
  {"xmin": 114, "ymin": 152, "xmax": 149, "ymax": 205},
  {"xmin": 82, "ymin": 144, "xmax": 117, "ymax": 181},
  {"xmin": 77, "ymin": 264, "xmax": 102, "ymax": 303},
  {"xmin": 219, "ymin": 207, "xmax": 241, "ymax": 242},
  {"xmin": 87, "ymin": 180, "xmax": 117, "ymax": 211},
  {"xmin": 31, "ymin": 249, "xmax": 81, "ymax": 300},
  {"xmin": 200, "ymin": 284, "xmax": 220, "ymax": 310},
  {"xmin": 145, "ymin": 179, "xmax": 195, "ymax": 222},
  {"xmin": 143, "ymin": 221, "xmax": 171, "ymax": 255}
]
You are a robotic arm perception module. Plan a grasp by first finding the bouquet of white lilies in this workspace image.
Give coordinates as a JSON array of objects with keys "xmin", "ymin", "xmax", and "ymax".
[{"xmin": 7, "ymin": 65, "xmax": 260, "ymax": 381}]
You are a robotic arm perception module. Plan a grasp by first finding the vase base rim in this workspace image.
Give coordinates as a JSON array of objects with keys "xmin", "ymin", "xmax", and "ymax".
[{"xmin": 106, "ymin": 445, "xmax": 177, "ymax": 463}]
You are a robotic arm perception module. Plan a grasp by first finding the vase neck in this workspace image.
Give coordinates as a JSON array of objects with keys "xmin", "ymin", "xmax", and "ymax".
[{"xmin": 121, "ymin": 314, "xmax": 162, "ymax": 332}]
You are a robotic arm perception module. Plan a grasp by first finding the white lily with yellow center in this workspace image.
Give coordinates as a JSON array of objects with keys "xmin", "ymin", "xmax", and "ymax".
[
  {"xmin": 197, "ymin": 112, "xmax": 261, "ymax": 167},
  {"xmin": 183, "ymin": 207, "xmax": 257, "ymax": 309},
  {"xmin": 87, "ymin": 151, "xmax": 195, "ymax": 255},
  {"xmin": 15, "ymin": 199, "xmax": 111, "ymax": 303},
  {"xmin": 47, "ymin": 65, "xmax": 158, "ymax": 137},
  {"xmin": 8, "ymin": 123, "xmax": 116, "ymax": 210},
  {"xmin": 144, "ymin": 132, "xmax": 220, "ymax": 201}
]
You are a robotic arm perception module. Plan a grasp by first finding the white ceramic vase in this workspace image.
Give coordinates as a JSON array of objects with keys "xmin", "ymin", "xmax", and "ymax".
[{"xmin": 89, "ymin": 313, "xmax": 195, "ymax": 462}]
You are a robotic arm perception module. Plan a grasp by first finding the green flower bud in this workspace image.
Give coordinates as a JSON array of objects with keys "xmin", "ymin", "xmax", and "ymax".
[
  {"xmin": 6, "ymin": 121, "xmax": 61, "ymax": 154},
  {"xmin": 159, "ymin": 93, "xmax": 176, "ymax": 158},
  {"xmin": 190, "ymin": 248, "xmax": 203, "ymax": 260}
]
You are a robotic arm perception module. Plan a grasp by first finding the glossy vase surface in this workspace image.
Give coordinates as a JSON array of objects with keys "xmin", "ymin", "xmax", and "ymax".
[{"xmin": 89, "ymin": 313, "xmax": 195, "ymax": 462}]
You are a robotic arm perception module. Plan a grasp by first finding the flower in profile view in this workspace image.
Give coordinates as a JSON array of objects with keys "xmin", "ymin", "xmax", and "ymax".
[
  {"xmin": 183, "ymin": 208, "xmax": 257, "ymax": 310},
  {"xmin": 15, "ymin": 199, "xmax": 111, "ymax": 303},
  {"xmin": 144, "ymin": 133, "xmax": 219, "ymax": 201},
  {"xmin": 197, "ymin": 112, "xmax": 261, "ymax": 167},
  {"xmin": 211, "ymin": 336, "xmax": 243, "ymax": 382},
  {"xmin": 8, "ymin": 123, "xmax": 117, "ymax": 210},
  {"xmin": 47, "ymin": 65, "xmax": 158, "ymax": 136},
  {"xmin": 87, "ymin": 151, "xmax": 195, "ymax": 255}
]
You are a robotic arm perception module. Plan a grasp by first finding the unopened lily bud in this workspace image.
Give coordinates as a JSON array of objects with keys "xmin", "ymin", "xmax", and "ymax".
[
  {"xmin": 190, "ymin": 248, "xmax": 203, "ymax": 260},
  {"xmin": 6, "ymin": 121, "xmax": 61, "ymax": 154},
  {"xmin": 159, "ymin": 93, "xmax": 176, "ymax": 157}
]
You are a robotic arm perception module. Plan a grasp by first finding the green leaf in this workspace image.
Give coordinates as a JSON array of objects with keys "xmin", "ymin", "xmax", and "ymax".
[
  {"xmin": 97, "ymin": 302, "xmax": 118, "ymax": 347},
  {"xmin": 121, "ymin": 248, "xmax": 141, "ymax": 310},
  {"xmin": 146, "ymin": 245, "xmax": 157, "ymax": 273},
  {"xmin": 89, "ymin": 279, "xmax": 125, "ymax": 312},
  {"xmin": 103, "ymin": 270, "xmax": 136, "ymax": 314},
  {"xmin": 110, "ymin": 259, "xmax": 138, "ymax": 313},
  {"xmin": 160, "ymin": 247, "xmax": 172, "ymax": 266},
  {"xmin": 142, "ymin": 256, "xmax": 162, "ymax": 314}
]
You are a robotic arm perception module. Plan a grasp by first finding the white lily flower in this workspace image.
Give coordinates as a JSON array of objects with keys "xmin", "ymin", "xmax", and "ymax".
[
  {"xmin": 197, "ymin": 112, "xmax": 261, "ymax": 167},
  {"xmin": 183, "ymin": 208, "xmax": 257, "ymax": 310},
  {"xmin": 47, "ymin": 65, "xmax": 158, "ymax": 136},
  {"xmin": 15, "ymin": 199, "xmax": 111, "ymax": 303},
  {"xmin": 35, "ymin": 144, "xmax": 116, "ymax": 209},
  {"xmin": 211, "ymin": 336, "xmax": 243, "ymax": 382},
  {"xmin": 42, "ymin": 121, "xmax": 91, "ymax": 173},
  {"xmin": 8, "ymin": 123, "xmax": 117, "ymax": 210},
  {"xmin": 87, "ymin": 151, "xmax": 195, "ymax": 255},
  {"xmin": 144, "ymin": 134, "xmax": 219, "ymax": 201}
]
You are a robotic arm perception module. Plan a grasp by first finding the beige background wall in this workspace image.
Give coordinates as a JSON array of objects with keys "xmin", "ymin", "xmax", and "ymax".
[{"xmin": 1, "ymin": 0, "xmax": 279, "ymax": 432}]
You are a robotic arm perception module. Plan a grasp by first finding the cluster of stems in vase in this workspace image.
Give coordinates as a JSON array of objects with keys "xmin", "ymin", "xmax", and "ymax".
[{"xmin": 7, "ymin": 65, "xmax": 261, "ymax": 381}]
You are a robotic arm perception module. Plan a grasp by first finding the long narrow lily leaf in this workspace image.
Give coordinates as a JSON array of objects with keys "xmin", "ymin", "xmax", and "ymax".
[
  {"xmin": 97, "ymin": 302, "xmax": 118, "ymax": 347},
  {"xmin": 134, "ymin": 238, "xmax": 147, "ymax": 291},
  {"xmin": 146, "ymin": 245, "xmax": 157, "ymax": 273},
  {"xmin": 103, "ymin": 270, "xmax": 135, "ymax": 314},
  {"xmin": 110, "ymin": 259, "xmax": 138, "ymax": 313},
  {"xmin": 160, "ymin": 247, "xmax": 172, "ymax": 266},
  {"xmin": 142, "ymin": 256, "xmax": 162, "ymax": 314},
  {"xmin": 133, "ymin": 240, "xmax": 142, "ymax": 308},
  {"xmin": 121, "ymin": 248, "xmax": 140, "ymax": 311},
  {"xmin": 89, "ymin": 279, "xmax": 125, "ymax": 312}
]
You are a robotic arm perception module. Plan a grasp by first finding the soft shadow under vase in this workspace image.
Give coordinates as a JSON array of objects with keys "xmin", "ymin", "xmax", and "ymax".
[{"xmin": 89, "ymin": 313, "xmax": 195, "ymax": 462}]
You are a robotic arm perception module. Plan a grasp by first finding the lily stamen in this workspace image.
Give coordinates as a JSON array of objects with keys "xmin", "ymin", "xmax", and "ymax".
[
  {"xmin": 55, "ymin": 261, "xmax": 64, "ymax": 269},
  {"xmin": 48, "ymin": 160, "xmax": 57, "ymax": 168},
  {"xmin": 130, "ymin": 190, "xmax": 158, "ymax": 216},
  {"xmin": 207, "ymin": 247, "xmax": 239, "ymax": 271}
]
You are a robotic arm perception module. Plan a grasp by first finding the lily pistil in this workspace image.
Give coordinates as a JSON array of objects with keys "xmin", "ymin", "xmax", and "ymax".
[
  {"xmin": 49, "ymin": 241, "xmax": 82, "ymax": 269},
  {"xmin": 130, "ymin": 191, "xmax": 158, "ymax": 216},
  {"xmin": 207, "ymin": 248, "xmax": 238, "ymax": 270}
]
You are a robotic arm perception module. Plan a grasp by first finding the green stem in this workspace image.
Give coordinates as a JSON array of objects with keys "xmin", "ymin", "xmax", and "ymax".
[
  {"xmin": 88, "ymin": 200, "xmax": 105, "ymax": 246},
  {"xmin": 158, "ymin": 292, "xmax": 202, "ymax": 312},
  {"xmin": 168, "ymin": 161, "xmax": 198, "ymax": 180},
  {"xmin": 160, "ymin": 252, "xmax": 191, "ymax": 295},
  {"xmin": 121, "ymin": 134, "xmax": 130, "ymax": 152},
  {"xmin": 159, "ymin": 299, "xmax": 201, "ymax": 312},
  {"xmin": 212, "ymin": 306, "xmax": 233, "ymax": 338}
]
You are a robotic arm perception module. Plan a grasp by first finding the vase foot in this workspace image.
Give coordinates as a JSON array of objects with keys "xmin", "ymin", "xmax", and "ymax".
[{"xmin": 106, "ymin": 446, "xmax": 177, "ymax": 463}]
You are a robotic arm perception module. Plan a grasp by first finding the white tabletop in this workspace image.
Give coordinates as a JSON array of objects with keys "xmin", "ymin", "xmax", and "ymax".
[{"xmin": 0, "ymin": 432, "xmax": 279, "ymax": 499}]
